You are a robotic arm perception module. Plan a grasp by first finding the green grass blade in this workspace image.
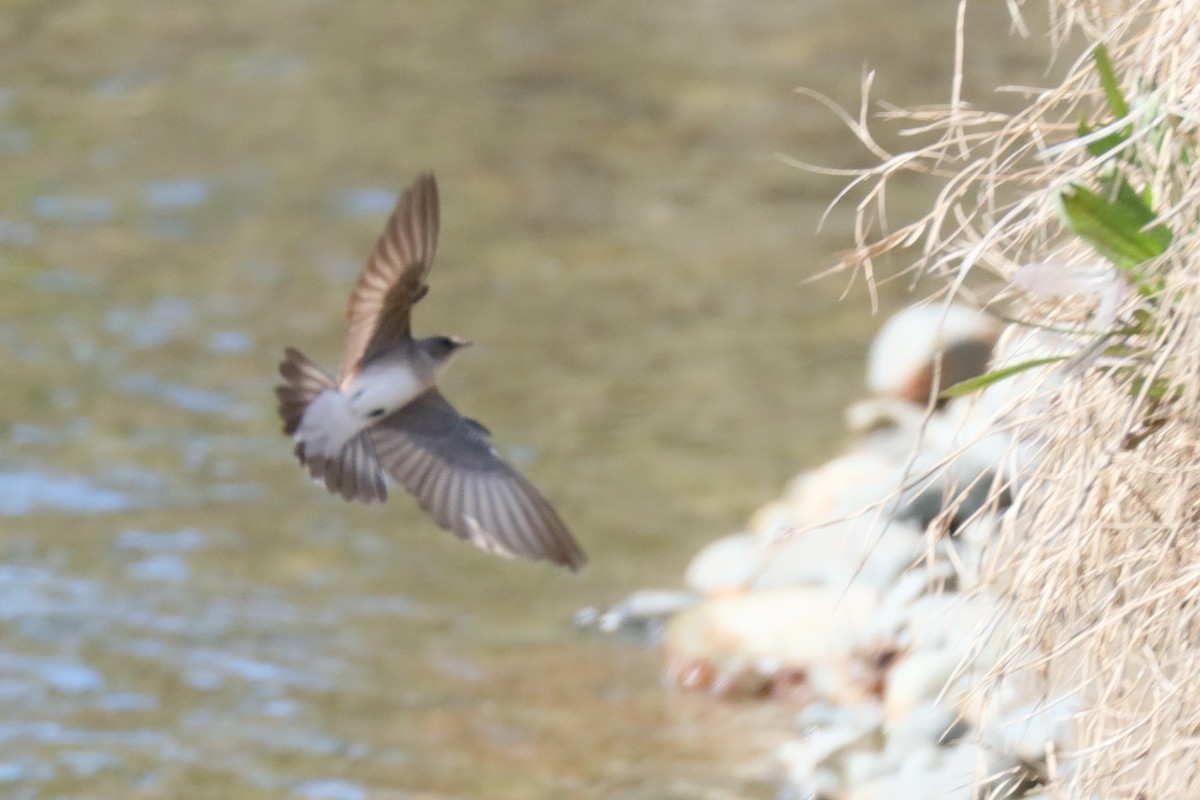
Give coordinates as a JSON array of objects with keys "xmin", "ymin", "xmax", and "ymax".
[
  {"xmin": 1094, "ymin": 44, "xmax": 1130, "ymax": 118},
  {"xmin": 940, "ymin": 356, "xmax": 1068, "ymax": 399}
]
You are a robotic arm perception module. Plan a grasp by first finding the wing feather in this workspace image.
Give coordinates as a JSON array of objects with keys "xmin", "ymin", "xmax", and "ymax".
[
  {"xmin": 368, "ymin": 390, "xmax": 586, "ymax": 570},
  {"xmin": 338, "ymin": 173, "xmax": 440, "ymax": 383}
]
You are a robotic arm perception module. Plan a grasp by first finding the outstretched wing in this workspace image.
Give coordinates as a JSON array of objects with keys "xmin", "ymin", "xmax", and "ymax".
[
  {"xmin": 368, "ymin": 390, "xmax": 587, "ymax": 571},
  {"xmin": 338, "ymin": 172, "xmax": 440, "ymax": 383}
]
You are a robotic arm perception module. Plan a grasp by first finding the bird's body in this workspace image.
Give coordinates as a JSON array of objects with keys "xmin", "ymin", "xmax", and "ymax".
[{"xmin": 275, "ymin": 173, "xmax": 586, "ymax": 571}]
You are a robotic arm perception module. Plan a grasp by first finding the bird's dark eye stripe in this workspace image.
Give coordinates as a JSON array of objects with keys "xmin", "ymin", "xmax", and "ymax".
[{"xmin": 368, "ymin": 408, "xmax": 386, "ymax": 418}]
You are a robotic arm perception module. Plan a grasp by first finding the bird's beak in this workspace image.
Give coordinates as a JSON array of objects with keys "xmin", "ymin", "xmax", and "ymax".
[{"xmin": 452, "ymin": 337, "xmax": 473, "ymax": 349}]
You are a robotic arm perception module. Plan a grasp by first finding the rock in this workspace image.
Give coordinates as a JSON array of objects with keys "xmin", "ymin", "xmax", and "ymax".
[
  {"xmin": 867, "ymin": 564, "xmax": 957, "ymax": 643},
  {"xmin": 867, "ymin": 303, "xmax": 999, "ymax": 405},
  {"xmin": 885, "ymin": 648, "xmax": 963, "ymax": 723},
  {"xmin": 751, "ymin": 517, "xmax": 925, "ymax": 594},
  {"xmin": 662, "ymin": 586, "xmax": 878, "ymax": 697},
  {"xmin": 885, "ymin": 700, "xmax": 967, "ymax": 752},
  {"xmin": 574, "ymin": 589, "xmax": 699, "ymax": 638},
  {"xmin": 684, "ymin": 532, "xmax": 763, "ymax": 595},
  {"xmin": 775, "ymin": 705, "xmax": 885, "ymax": 796},
  {"xmin": 845, "ymin": 396, "xmax": 930, "ymax": 436},
  {"xmin": 986, "ymin": 693, "xmax": 1080, "ymax": 767},
  {"xmin": 848, "ymin": 742, "xmax": 1028, "ymax": 800},
  {"xmin": 747, "ymin": 500, "xmax": 796, "ymax": 539},
  {"xmin": 896, "ymin": 464, "xmax": 1005, "ymax": 532},
  {"xmin": 795, "ymin": 699, "xmax": 881, "ymax": 730},
  {"xmin": 947, "ymin": 512, "xmax": 1000, "ymax": 590},
  {"xmin": 902, "ymin": 592, "xmax": 991, "ymax": 656},
  {"xmin": 781, "ymin": 450, "xmax": 906, "ymax": 528}
]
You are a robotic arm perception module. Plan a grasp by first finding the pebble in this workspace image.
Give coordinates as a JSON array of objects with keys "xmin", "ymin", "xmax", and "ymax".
[
  {"xmin": 684, "ymin": 533, "xmax": 763, "ymax": 595},
  {"xmin": 663, "ymin": 586, "xmax": 877, "ymax": 698},
  {"xmin": 751, "ymin": 517, "xmax": 925, "ymax": 593},
  {"xmin": 866, "ymin": 303, "xmax": 999, "ymax": 404},
  {"xmin": 885, "ymin": 649, "xmax": 963, "ymax": 723}
]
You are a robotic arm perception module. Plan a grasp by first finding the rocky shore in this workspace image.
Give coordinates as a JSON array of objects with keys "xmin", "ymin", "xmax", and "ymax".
[{"xmin": 655, "ymin": 304, "xmax": 1078, "ymax": 799}]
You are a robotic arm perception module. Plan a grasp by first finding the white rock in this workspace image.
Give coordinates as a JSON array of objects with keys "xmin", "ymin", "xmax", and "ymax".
[
  {"xmin": 985, "ymin": 692, "xmax": 1080, "ymax": 767},
  {"xmin": 903, "ymin": 592, "xmax": 993, "ymax": 656},
  {"xmin": 747, "ymin": 500, "xmax": 797, "ymax": 540},
  {"xmin": 885, "ymin": 648, "xmax": 964, "ymax": 723},
  {"xmin": 782, "ymin": 449, "xmax": 906, "ymax": 527},
  {"xmin": 843, "ymin": 747, "xmax": 892, "ymax": 789},
  {"xmin": 867, "ymin": 303, "xmax": 999, "ymax": 403},
  {"xmin": 885, "ymin": 701, "xmax": 965, "ymax": 756},
  {"xmin": 776, "ymin": 723, "xmax": 879, "ymax": 783},
  {"xmin": 752, "ymin": 517, "xmax": 925, "ymax": 594},
  {"xmin": 846, "ymin": 396, "xmax": 930, "ymax": 436},
  {"xmin": 868, "ymin": 564, "xmax": 957, "ymax": 642},
  {"xmin": 848, "ymin": 741, "xmax": 1025, "ymax": 800},
  {"xmin": 797, "ymin": 700, "xmax": 884, "ymax": 734},
  {"xmin": 777, "ymin": 704, "xmax": 886, "ymax": 796},
  {"xmin": 684, "ymin": 532, "xmax": 764, "ymax": 595},
  {"xmin": 663, "ymin": 585, "xmax": 878, "ymax": 673},
  {"xmin": 594, "ymin": 588, "xmax": 699, "ymax": 633}
]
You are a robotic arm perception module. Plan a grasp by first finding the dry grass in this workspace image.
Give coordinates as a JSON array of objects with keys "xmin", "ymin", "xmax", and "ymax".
[{"xmin": 798, "ymin": 0, "xmax": 1200, "ymax": 796}]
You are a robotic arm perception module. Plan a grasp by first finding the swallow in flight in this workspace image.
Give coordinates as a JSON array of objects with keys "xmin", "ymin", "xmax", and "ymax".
[{"xmin": 275, "ymin": 173, "xmax": 586, "ymax": 570}]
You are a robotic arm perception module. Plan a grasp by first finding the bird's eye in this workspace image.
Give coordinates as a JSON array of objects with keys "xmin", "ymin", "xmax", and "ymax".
[{"xmin": 367, "ymin": 408, "xmax": 386, "ymax": 418}]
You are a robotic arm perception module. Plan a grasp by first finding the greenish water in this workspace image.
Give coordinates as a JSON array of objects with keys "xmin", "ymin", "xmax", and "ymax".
[{"xmin": 0, "ymin": 1, "xmax": 1047, "ymax": 797}]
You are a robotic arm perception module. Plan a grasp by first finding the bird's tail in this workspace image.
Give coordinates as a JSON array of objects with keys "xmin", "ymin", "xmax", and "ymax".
[
  {"xmin": 275, "ymin": 347, "xmax": 388, "ymax": 503},
  {"xmin": 276, "ymin": 347, "xmax": 336, "ymax": 436}
]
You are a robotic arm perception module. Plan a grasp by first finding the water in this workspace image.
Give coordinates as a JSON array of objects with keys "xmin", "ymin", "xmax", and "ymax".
[{"xmin": 0, "ymin": 0, "xmax": 1048, "ymax": 796}]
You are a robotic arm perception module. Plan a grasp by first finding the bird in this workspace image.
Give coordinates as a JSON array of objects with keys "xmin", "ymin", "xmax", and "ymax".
[{"xmin": 275, "ymin": 172, "xmax": 586, "ymax": 571}]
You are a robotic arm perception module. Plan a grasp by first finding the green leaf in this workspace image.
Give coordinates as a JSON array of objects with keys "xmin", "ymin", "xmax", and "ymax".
[
  {"xmin": 1093, "ymin": 44, "xmax": 1129, "ymax": 118},
  {"xmin": 1129, "ymin": 375, "xmax": 1178, "ymax": 402},
  {"xmin": 939, "ymin": 357, "xmax": 1068, "ymax": 399},
  {"xmin": 1079, "ymin": 116, "xmax": 1128, "ymax": 158},
  {"xmin": 1057, "ymin": 180, "xmax": 1173, "ymax": 271}
]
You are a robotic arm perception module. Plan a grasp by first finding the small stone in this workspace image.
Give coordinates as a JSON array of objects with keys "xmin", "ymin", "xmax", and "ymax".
[
  {"xmin": 985, "ymin": 692, "xmax": 1080, "ymax": 767},
  {"xmin": 775, "ymin": 722, "xmax": 882, "ymax": 787},
  {"xmin": 847, "ymin": 742, "xmax": 1025, "ymax": 800},
  {"xmin": 868, "ymin": 565, "xmax": 956, "ymax": 643},
  {"xmin": 885, "ymin": 701, "xmax": 966, "ymax": 752},
  {"xmin": 663, "ymin": 586, "xmax": 878, "ymax": 691},
  {"xmin": 747, "ymin": 500, "xmax": 797, "ymax": 540},
  {"xmin": 684, "ymin": 533, "xmax": 763, "ymax": 595},
  {"xmin": 783, "ymin": 450, "xmax": 904, "ymax": 526},
  {"xmin": 885, "ymin": 648, "xmax": 963, "ymax": 723},
  {"xmin": 752, "ymin": 517, "xmax": 924, "ymax": 594},
  {"xmin": 867, "ymin": 303, "xmax": 999, "ymax": 404},
  {"xmin": 582, "ymin": 589, "xmax": 699, "ymax": 638}
]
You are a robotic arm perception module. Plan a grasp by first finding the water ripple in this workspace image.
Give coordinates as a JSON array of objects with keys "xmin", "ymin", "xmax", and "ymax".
[
  {"xmin": 33, "ymin": 195, "xmax": 115, "ymax": 224},
  {"xmin": 143, "ymin": 180, "xmax": 209, "ymax": 212},
  {"xmin": 334, "ymin": 189, "xmax": 396, "ymax": 217},
  {"xmin": 0, "ymin": 471, "xmax": 130, "ymax": 516},
  {"xmin": 291, "ymin": 779, "xmax": 367, "ymax": 800}
]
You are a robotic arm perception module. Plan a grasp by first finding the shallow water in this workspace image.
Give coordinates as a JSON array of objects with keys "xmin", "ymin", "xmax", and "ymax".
[{"xmin": 0, "ymin": 1, "xmax": 1048, "ymax": 796}]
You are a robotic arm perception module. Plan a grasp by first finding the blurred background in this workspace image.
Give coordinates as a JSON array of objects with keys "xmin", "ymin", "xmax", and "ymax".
[{"xmin": 0, "ymin": 2, "xmax": 1048, "ymax": 797}]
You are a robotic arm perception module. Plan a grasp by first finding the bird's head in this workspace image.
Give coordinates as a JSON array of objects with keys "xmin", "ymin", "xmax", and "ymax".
[{"xmin": 420, "ymin": 335, "xmax": 472, "ymax": 368}]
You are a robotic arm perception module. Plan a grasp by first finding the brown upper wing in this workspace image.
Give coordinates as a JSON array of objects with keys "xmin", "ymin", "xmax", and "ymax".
[
  {"xmin": 368, "ymin": 390, "xmax": 587, "ymax": 571},
  {"xmin": 338, "ymin": 173, "xmax": 440, "ymax": 383}
]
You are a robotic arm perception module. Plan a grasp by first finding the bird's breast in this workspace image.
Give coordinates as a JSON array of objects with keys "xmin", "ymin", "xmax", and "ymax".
[{"xmin": 344, "ymin": 359, "xmax": 430, "ymax": 418}]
